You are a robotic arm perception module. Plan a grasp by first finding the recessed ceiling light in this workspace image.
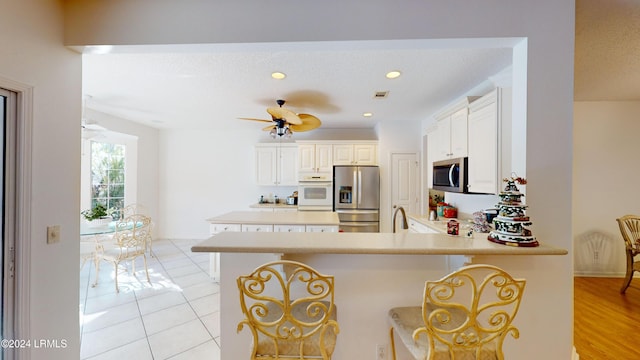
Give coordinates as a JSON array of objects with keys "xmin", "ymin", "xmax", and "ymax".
[
  {"xmin": 271, "ymin": 72, "xmax": 286, "ymax": 80},
  {"xmin": 363, "ymin": 112, "xmax": 373, "ymax": 117},
  {"xmin": 386, "ymin": 70, "xmax": 401, "ymax": 79}
]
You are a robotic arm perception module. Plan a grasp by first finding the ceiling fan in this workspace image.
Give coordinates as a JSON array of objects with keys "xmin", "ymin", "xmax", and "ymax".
[
  {"xmin": 239, "ymin": 99, "xmax": 321, "ymax": 138},
  {"xmin": 81, "ymin": 95, "xmax": 108, "ymax": 139}
]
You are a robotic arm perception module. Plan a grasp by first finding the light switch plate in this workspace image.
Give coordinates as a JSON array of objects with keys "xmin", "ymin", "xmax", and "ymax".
[{"xmin": 47, "ymin": 225, "xmax": 60, "ymax": 244}]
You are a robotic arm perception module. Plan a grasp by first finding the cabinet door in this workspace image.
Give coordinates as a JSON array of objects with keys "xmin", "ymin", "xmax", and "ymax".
[
  {"xmin": 353, "ymin": 144, "xmax": 377, "ymax": 165},
  {"xmin": 315, "ymin": 144, "xmax": 333, "ymax": 172},
  {"xmin": 332, "ymin": 144, "xmax": 354, "ymax": 165},
  {"xmin": 278, "ymin": 145, "xmax": 298, "ymax": 185},
  {"xmin": 449, "ymin": 107, "xmax": 468, "ymax": 158},
  {"xmin": 434, "ymin": 118, "xmax": 451, "ymax": 161},
  {"xmin": 305, "ymin": 225, "xmax": 339, "ymax": 233},
  {"xmin": 209, "ymin": 223, "xmax": 241, "ymax": 281},
  {"xmin": 298, "ymin": 144, "xmax": 316, "ymax": 172},
  {"xmin": 426, "ymin": 128, "xmax": 438, "ymax": 189},
  {"xmin": 468, "ymin": 100, "xmax": 498, "ymax": 194},
  {"xmin": 256, "ymin": 146, "xmax": 278, "ymax": 185}
]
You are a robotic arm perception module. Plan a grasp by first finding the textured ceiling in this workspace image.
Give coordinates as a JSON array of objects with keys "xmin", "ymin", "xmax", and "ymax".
[
  {"xmin": 575, "ymin": 0, "xmax": 640, "ymax": 101},
  {"xmin": 82, "ymin": 40, "xmax": 514, "ymax": 131}
]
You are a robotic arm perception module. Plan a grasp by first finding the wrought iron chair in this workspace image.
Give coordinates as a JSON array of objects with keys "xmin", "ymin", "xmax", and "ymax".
[
  {"xmin": 237, "ymin": 260, "xmax": 339, "ymax": 359},
  {"xmin": 119, "ymin": 203, "xmax": 155, "ymax": 257},
  {"xmin": 388, "ymin": 264, "xmax": 526, "ymax": 360},
  {"xmin": 616, "ymin": 215, "xmax": 640, "ymax": 293},
  {"xmin": 93, "ymin": 214, "xmax": 152, "ymax": 292}
]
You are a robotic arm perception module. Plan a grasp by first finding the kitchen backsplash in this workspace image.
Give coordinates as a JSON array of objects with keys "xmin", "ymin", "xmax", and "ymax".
[{"xmin": 443, "ymin": 192, "xmax": 499, "ymax": 220}]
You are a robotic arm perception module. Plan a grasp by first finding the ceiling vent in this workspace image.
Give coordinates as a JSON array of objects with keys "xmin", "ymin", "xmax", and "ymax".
[{"xmin": 373, "ymin": 91, "xmax": 389, "ymax": 99}]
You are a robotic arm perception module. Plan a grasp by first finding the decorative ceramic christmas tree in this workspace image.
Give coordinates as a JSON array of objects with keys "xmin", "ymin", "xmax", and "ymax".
[{"xmin": 487, "ymin": 175, "xmax": 539, "ymax": 247}]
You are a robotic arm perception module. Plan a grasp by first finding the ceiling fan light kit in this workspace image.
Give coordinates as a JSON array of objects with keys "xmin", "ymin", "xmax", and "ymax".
[{"xmin": 239, "ymin": 99, "xmax": 321, "ymax": 138}]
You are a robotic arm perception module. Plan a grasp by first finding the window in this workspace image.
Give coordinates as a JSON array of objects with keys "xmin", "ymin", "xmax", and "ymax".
[{"xmin": 90, "ymin": 141, "xmax": 125, "ymax": 212}]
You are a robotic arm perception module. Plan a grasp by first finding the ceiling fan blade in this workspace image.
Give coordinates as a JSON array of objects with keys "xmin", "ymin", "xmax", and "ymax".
[
  {"xmin": 237, "ymin": 117, "xmax": 273, "ymax": 123},
  {"xmin": 289, "ymin": 113, "xmax": 321, "ymax": 132},
  {"xmin": 262, "ymin": 125, "xmax": 276, "ymax": 131},
  {"xmin": 266, "ymin": 107, "xmax": 302, "ymax": 125}
]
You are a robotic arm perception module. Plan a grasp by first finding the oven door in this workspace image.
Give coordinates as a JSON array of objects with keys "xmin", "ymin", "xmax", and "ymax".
[{"xmin": 297, "ymin": 181, "xmax": 333, "ymax": 211}]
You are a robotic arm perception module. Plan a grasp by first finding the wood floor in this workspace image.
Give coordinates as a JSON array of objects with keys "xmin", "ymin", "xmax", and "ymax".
[{"xmin": 574, "ymin": 277, "xmax": 640, "ymax": 360}]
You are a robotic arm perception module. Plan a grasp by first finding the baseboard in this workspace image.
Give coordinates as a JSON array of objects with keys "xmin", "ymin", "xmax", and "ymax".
[{"xmin": 573, "ymin": 271, "xmax": 625, "ymax": 277}]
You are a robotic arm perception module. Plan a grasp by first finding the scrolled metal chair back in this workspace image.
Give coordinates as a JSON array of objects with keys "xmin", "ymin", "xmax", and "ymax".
[
  {"xmin": 416, "ymin": 264, "xmax": 526, "ymax": 360},
  {"xmin": 237, "ymin": 260, "xmax": 339, "ymax": 359}
]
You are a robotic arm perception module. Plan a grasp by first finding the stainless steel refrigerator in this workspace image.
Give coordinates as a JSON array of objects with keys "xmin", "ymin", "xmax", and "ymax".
[{"xmin": 333, "ymin": 165, "xmax": 380, "ymax": 232}]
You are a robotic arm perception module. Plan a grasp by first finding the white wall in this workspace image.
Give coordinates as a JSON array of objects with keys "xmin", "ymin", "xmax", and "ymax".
[
  {"xmin": 573, "ymin": 101, "xmax": 640, "ymax": 276},
  {"xmin": 81, "ymin": 109, "xmax": 160, "ymax": 226},
  {"xmin": 1, "ymin": 1, "xmax": 81, "ymax": 358},
  {"xmin": 63, "ymin": 1, "xmax": 575, "ymax": 359}
]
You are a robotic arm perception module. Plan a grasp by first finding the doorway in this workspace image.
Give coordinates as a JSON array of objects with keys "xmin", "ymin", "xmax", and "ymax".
[
  {"xmin": 390, "ymin": 152, "xmax": 419, "ymax": 231},
  {"xmin": 1, "ymin": 87, "xmax": 17, "ymax": 360}
]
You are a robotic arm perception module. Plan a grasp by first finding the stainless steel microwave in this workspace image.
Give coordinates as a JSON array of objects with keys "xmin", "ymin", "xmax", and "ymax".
[{"xmin": 432, "ymin": 157, "xmax": 468, "ymax": 193}]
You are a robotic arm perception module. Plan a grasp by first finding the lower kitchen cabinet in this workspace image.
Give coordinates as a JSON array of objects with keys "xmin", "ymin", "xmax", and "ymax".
[
  {"xmin": 241, "ymin": 224, "xmax": 274, "ymax": 232},
  {"xmin": 306, "ymin": 225, "xmax": 339, "ymax": 233},
  {"xmin": 208, "ymin": 223, "xmax": 241, "ymax": 281},
  {"xmin": 408, "ymin": 219, "xmax": 438, "ymax": 233},
  {"xmin": 274, "ymin": 224, "xmax": 306, "ymax": 232}
]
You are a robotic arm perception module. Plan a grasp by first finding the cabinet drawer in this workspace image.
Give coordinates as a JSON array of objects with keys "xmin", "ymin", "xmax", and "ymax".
[
  {"xmin": 210, "ymin": 223, "xmax": 241, "ymax": 234},
  {"xmin": 274, "ymin": 225, "xmax": 306, "ymax": 233},
  {"xmin": 306, "ymin": 225, "xmax": 339, "ymax": 233},
  {"xmin": 408, "ymin": 220, "xmax": 439, "ymax": 234},
  {"xmin": 241, "ymin": 224, "xmax": 274, "ymax": 232}
]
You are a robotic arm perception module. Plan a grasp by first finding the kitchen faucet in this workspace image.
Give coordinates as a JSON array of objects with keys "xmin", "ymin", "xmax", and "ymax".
[{"xmin": 392, "ymin": 205, "xmax": 408, "ymax": 233}]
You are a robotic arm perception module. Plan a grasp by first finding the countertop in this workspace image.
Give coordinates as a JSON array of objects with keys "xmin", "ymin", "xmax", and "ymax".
[
  {"xmin": 249, "ymin": 203, "xmax": 298, "ymax": 210},
  {"xmin": 408, "ymin": 214, "xmax": 463, "ymax": 233},
  {"xmin": 192, "ymin": 231, "xmax": 568, "ymax": 256},
  {"xmin": 206, "ymin": 210, "xmax": 339, "ymax": 225}
]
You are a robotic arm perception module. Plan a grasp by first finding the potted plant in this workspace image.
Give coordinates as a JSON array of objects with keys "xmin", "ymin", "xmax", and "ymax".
[{"xmin": 81, "ymin": 204, "xmax": 114, "ymax": 226}]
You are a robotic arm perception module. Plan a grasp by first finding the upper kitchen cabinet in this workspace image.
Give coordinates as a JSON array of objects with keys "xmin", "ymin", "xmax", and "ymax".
[
  {"xmin": 467, "ymin": 88, "xmax": 512, "ymax": 194},
  {"xmin": 255, "ymin": 143, "xmax": 298, "ymax": 186},
  {"xmin": 433, "ymin": 97, "xmax": 478, "ymax": 162},
  {"xmin": 297, "ymin": 141, "xmax": 333, "ymax": 173},
  {"xmin": 332, "ymin": 141, "xmax": 378, "ymax": 166},
  {"xmin": 425, "ymin": 125, "xmax": 438, "ymax": 190}
]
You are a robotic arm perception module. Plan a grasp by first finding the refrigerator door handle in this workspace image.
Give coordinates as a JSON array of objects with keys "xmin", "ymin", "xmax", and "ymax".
[{"xmin": 357, "ymin": 168, "xmax": 362, "ymax": 205}]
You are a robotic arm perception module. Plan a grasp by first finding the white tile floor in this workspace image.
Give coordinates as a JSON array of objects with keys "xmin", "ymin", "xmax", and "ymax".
[{"xmin": 79, "ymin": 239, "xmax": 221, "ymax": 360}]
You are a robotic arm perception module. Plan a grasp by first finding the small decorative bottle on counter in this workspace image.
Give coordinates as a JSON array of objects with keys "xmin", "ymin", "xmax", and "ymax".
[{"xmin": 447, "ymin": 219, "xmax": 459, "ymax": 236}]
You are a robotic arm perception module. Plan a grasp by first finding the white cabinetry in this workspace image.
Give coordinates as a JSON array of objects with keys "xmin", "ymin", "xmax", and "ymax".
[
  {"xmin": 467, "ymin": 88, "xmax": 511, "ymax": 194},
  {"xmin": 305, "ymin": 225, "xmax": 339, "ymax": 233},
  {"xmin": 241, "ymin": 224, "xmax": 274, "ymax": 232},
  {"xmin": 274, "ymin": 224, "xmax": 306, "ymax": 233},
  {"xmin": 332, "ymin": 142, "xmax": 378, "ymax": 165},
  {"xmin": 425, "ymin": 125, "xmax": 438, "ymax": 190},
  {"xmin": 297, "ymin": 142, "xmax": 333, "ymax": 173},
  {"xmin": 408, "ymin": 218, "xmax": 438, "ymax": 233},
  {"xmin": 255, "ymin": 143, "xmax": 298, "ymax": 186},
  {"xmin": 208, "ymin": 223, "xmax": 241, "ymax": 281},
  {"xmin": 432, "ymin": 97, "xmax": 478, "ymax": 162}
]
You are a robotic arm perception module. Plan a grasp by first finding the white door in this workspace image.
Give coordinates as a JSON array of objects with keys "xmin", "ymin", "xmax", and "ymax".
[
  {"xmin": 390, "ymin": 152, "xmax": 419, "ymax": 231},
  {"xmin": 1, "ymin": 87, "xmax": 18, "ymax": 352}
]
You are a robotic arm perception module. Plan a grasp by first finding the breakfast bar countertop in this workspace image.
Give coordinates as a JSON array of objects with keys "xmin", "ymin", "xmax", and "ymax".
[
  {"xmin": 192, "ymin": 231, "xmax": 568, "ymax": 256},
  {"xmin": 206, "ymin": 210, "xmax": 339, "ymax": 226}
]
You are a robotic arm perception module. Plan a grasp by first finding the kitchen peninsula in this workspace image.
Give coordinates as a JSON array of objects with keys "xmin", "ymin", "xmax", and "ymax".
[{"xmin": 193, "ymin": 221, "xmax": 567, "ymax": 359}]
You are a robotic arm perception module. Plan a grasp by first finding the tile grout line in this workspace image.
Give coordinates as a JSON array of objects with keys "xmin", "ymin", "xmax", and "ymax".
[{"xmin": 80, "ymin": 239, "xmax": 221, "ymax": 359}]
